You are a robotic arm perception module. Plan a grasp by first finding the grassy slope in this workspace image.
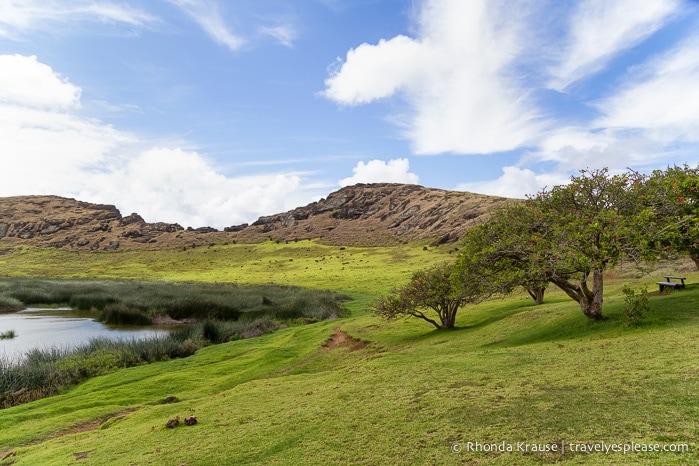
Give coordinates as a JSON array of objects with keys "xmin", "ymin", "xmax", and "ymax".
[{"xmin": 1, "ymin": 244, "xmax": 698, "ymax": 464}]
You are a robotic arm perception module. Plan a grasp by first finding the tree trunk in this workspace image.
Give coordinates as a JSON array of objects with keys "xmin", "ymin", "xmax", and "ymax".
[
  {"xmin": 691, "ymin": 253, "xmax": 699, "ymax": 271},
  {"xmin": 549, "ymin": 269, "xmax": 604, "ymax": 319},
  {"xmin": 527, "ymin": 287, "xmax": 545, "ymax": 305},
  {"xmin": 581, "ymin": 268, "xmax": 604, "ymax": 319},
  {"xmin": 439, "ymin": 303, "xmax": 458, "ymax": 329}
]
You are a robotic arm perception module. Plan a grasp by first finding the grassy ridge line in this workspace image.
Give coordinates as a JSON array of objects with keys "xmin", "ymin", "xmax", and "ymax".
[{"xmin": 2, "ymin": 280, "xmax": 699, "ymax": 464}]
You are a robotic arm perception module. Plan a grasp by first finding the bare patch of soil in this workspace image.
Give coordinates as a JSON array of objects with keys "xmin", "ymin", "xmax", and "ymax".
[
  {"xmin": 323, "ymin": 327, "xmax": 366, "ymax": 351},
  {"xmin": 45, "ymin": 408, "xmax": 139, "ymax": 442},
  {"xmin": 71, "ymin": 449, "xmax": 96, "ymax": 460}
]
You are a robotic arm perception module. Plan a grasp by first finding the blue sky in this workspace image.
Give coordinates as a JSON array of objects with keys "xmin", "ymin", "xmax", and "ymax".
[{"xmin": 1, "ymin": 0, "xmax": 698, "ymax": 229}]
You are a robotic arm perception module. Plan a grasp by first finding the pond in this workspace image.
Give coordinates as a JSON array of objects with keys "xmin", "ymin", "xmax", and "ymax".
[{"xmin": 0, "ymin": 308, "xmax": 171, "ymax": 363}]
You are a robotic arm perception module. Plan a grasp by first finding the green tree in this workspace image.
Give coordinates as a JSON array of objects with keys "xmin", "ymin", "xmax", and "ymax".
[
  {"xmin": 531, "ymin": 168, "xmax": 658, "ymax": 319},
  {"xmin": 453, "ymin": 202, "xmax": 549, "ymax": 305},
  {"xmin": 371, "ymin": 263, "xmax": 476, "ymax": 329},
  {"xmin": 454, "ymin": 168, "xmax": 657, "ymax": 319},
  {"xmin": 641, "ymin": 164, "xmax": 699, "ymax": 269}
]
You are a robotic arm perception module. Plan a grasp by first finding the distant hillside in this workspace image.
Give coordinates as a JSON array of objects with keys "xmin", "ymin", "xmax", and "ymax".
[{"xmin": 0, "ymin": 184, "xmax": 509, "ymax": 250}]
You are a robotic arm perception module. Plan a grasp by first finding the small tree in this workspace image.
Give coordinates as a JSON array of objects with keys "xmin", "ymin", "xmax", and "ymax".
[
  {"xmin": 621, "ymin": 284, "xmax": 649, "ymax": 326},
  {"xmin": 371, "ymin": 263, "xmax": 474, "ymax": 329}
]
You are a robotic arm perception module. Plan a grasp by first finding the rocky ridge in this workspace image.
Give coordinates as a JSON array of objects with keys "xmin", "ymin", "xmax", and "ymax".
[{"xmin": 0, "ymin": 184, "xmax": 509, "ymax": 250}]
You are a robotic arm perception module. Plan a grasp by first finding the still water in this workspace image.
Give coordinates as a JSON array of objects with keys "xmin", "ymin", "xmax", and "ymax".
[{"xmin": 0, "ymin": 308, "xmax": 171, "ymax": 363}]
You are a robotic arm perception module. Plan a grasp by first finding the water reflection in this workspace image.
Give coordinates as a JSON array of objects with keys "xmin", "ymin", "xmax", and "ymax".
[{"xmin": 0, "ymin": 308, "xmax": 171, "ymax": 363}]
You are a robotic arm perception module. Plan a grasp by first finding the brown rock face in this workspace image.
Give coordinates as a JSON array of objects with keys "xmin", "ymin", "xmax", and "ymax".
[
  {"xmin": 0, "ymin": 185, "xmax": 510, "ymax": 250},
  {"xmin": 236, "ymin": 183, "xmax": 508, "ymax": 246}
]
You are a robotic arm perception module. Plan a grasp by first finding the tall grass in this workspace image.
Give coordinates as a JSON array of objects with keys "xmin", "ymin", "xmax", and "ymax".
[
  {"xmin": 0, "ymin": 295, "xmax": 24, "ymax": 313},
  {"xmin": 0, "ymin": 277, "xmax": 350, "ymax": 323},
  {"xmin": 0, "ymin": 316, "xmax": 286, "ymax": 408},
  {"xmin": 0, "ymin": 334, "xmax": 200, "ymax": 408},
  {"xmin": 0, "ymin": 330, "xmax": 16, "ymax": 339},
  {"xmin": 98, "ymin": 303, "xmax": 153, "ymax": 325}
]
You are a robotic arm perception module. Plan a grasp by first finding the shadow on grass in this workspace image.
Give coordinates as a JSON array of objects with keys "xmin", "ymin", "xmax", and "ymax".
[
  {"xmin": 393, "ymin": 300, "xmax": 535, "ymax": 345},
  {"xmin": 485, "ymin": 286, "xmax": 699, "ymax": 348},
  {"xmin": 381, "ymin": 285, "xmax": 699, "ymax": 349}
]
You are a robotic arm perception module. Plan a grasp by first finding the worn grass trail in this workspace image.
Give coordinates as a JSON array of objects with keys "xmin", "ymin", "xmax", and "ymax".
[{"xmin": 1, "ymin": 271, "xmax": 698, "ymax": 464}]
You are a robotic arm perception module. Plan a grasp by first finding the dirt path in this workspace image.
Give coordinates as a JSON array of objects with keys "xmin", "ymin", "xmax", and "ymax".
[{"xmin": 323, "ymin": 327, "xmax": 366, "ymax": 351}]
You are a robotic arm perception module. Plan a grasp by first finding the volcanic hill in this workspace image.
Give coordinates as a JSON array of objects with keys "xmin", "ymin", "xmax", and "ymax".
[{"xmin": 0, "ymin": 184, "xmax": 509, "ymax": 250}]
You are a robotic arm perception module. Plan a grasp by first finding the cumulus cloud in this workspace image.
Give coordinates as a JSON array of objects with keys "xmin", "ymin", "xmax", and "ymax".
[
  {"xmin": 85, "ymin": 148, "xmax": 307, "ymax": 227},
  {"xmin": 0, "ymin": 55, "xmax": 81, "ymax": 108},
  {"xmin": 323, "ymin": 0, "xmax": 698, "ymax": 193},
  {"xmin": 0, "ymin": 54, "xmax": 316, "ymax": 228},
  {"xmin": 339, "ymin": 158, "xmax": 419, "ymax": 187},
  {"xmin": 323, "ymin": 0, "xmax": 544, "ymax": 154},
  {"xmin": 456, "ymin": 166, "xmax": 569, "ymax": 199},
  {"xmin": 548, "ymin": 0, "xmax": 681, "ymax": 91}
]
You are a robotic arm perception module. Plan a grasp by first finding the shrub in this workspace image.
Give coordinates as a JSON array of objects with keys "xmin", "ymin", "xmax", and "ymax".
[
  {"xmin": 98, "ymin": 303, "xmax": 152, "ymax": 326},
  {"xmin": 202, "ymin": 320, "xmax": 222, "ymax": 343},
  {"xmin": 622, "ymin": 285, "xmax": 650, "ymax": 326},
  {"xmin": 0, "ymin": 295, "xmax": 25, "ymax": 313}
]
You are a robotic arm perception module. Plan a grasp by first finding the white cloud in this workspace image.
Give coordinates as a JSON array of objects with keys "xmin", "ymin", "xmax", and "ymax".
[
  {"xmin": 258, "ymin": 24, "xmax": 297, "ymax": 48},
  {"xmin": 530, "ymin": 127, "xmax": 669, "ymax": 171},
  {"xmin": 548, "ymin": 0, "xmax": 681, "ymax": 91},
  {"xmin": 593, "ymin": 35, "xmax": 699, "ymax": 142},
  {"xmin": 0, "ymin": 55, "xmax": 81, "ymax": 109},
  {"xmin": 339, "ymin": 158, "xmax": 419, "ymax": 187},
  {"xmin": 0, "ymin": 0, "xmax": 158, "ymax": 38},
  {"xmin": 456, "ymin": 166, "xmax": 569, "ymax": 199},
  {"xmin": 323, "ymin": 0, "xmax": 544, "ymax": 155},
  {"xmin": 168, "ymin": 0, "xmax": 245, "ymax": 51},
  {"xmin": 0, "ymin": 54, "xmax": 318, "ymax": 228},
  {"xmin": 85, "ymin": 148, "xmax": 308, "ymax": 227}
]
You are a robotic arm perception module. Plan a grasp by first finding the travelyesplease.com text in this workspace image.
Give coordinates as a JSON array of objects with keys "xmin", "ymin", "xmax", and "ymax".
[{"xmin": 451, "ymin": 440, "xmax": 689, "ymax": 455}]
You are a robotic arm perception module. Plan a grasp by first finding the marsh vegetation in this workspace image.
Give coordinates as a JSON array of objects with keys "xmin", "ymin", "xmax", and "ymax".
[
  {"xmin": 0, "ymin": 277, "xmax": 348, "ymax": 324},
  {"xmin": 0, "ymin": 277, "xmax": 349, "ymax": 407}
]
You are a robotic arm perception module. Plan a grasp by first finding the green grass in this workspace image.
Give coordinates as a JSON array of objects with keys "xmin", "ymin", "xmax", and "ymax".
[
  {"xmin": 0, "ymin": 330, "xmax": 15, "ymax": 340},
  {"xmin": 0, "ymin": 241, "xmax": 453, "ymax": 295},
  {"xmin": 0, "ymin": 269, "xmax": 698, "ymax": 463},
  {"xmin": 0, "ymin": 243, "xmax": 697, "ymax": 464}
]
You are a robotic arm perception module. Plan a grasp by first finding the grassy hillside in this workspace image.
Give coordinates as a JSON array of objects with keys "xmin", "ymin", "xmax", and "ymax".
[
  {"xmin": 1, "ymin": 244, "xmax": 698, "ymax": 464},
  {"xmin": 0, "ymin": 241, "xmax": 455, "ymax": 308}
]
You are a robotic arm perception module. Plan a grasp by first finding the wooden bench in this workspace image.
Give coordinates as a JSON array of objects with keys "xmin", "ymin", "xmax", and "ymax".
[{"xmin": 656, "ymin": 276, "xmax": 686, "ymax": 292}]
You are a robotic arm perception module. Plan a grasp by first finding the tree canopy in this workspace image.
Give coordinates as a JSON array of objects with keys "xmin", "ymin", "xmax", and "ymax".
[
  {"xmin": 374, "ymin": 165, "xmax": 698, "ymax": 329},
  {"xmin": 453, "ymin": 167, "xmax": 691, "ymax": 320},
  {"xmin": 371, "ymin": 263, "xmax": 478, "ymax": 329}
]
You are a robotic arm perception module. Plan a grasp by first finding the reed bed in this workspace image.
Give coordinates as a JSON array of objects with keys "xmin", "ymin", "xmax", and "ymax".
[{"xmin": 0, "ymin": 277, "xmax": 349, "ymax": 324}]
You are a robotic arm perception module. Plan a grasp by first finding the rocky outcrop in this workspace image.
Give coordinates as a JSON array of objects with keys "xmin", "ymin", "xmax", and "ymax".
[
  {"xmin": 0, "ymin": 185, "xmax": 510, "ymax": 250},
  {"xmin": 0, "ymin": 196, "xmax": 194, "ymax": 251},
  {"xmin": 233, "ymin": 183, "xmax": 508, "ymax": 246}
]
